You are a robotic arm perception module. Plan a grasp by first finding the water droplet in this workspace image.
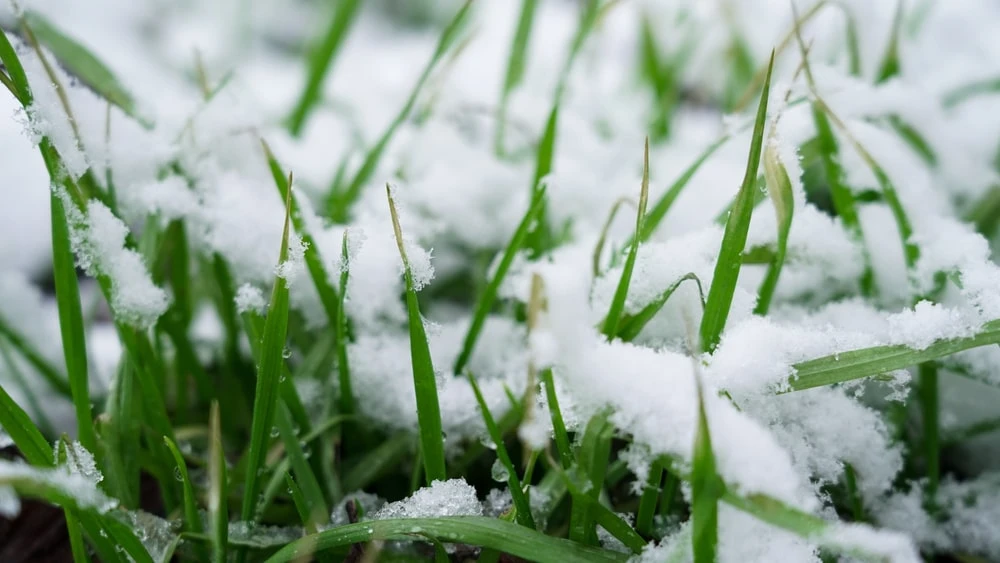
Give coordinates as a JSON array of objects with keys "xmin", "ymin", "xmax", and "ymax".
[
  {"xmin": 479, "ymin": 434, "xmax": 497, "ymax": 451},
  {"xmin": 270, "ymin": 427, "xmax": 280, "ymax": 438},
  {"xmin": 174, "ymin": 466, "xmax": 184, "ymax": 482},
  {"xmin": 282, "ymin": 348, "xmax": 292, "ymax": 359},
  {"xmin": 491, "ymin": 458, "xmax": 509, "ymax": 482}
]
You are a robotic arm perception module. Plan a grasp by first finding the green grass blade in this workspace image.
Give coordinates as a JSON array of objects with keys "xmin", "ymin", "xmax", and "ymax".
[
  {"xmin": 342, "ymin": 432, "xmax": 412, "ymax": 492},
  {"xmin": 0, "ymin": 340, "xmax": 55, "ymax": 436},
  {"xmin": 874, "ymin": 0, "xmax": 903, "ymax": 84},
  {"xmin": 539, "ymin": 367, "xmax": 573, "ymax": 469},
  {"xmin": 917, "ymin": 362, "xmax": 939, "ymax": 505},
  {"xmin": 635, "ymin": 136, "xmax": 729, "ymax": 244},
  {"xmin": 699, "ymin": 51, "xmax": 774, "ymax": 353},
  {"xmin": 264, "ymin": 517, "xmax": 630, "ymax": 563},
  {"xmin": 569, "ymin": 412, "xmax": 614, "ymax": 546},
  {"xmin": 240, "ymin": 187, "xmax": 294, "ymax": 522},
  {"xmin": 387, "ymin": 185, "xmax": 446, "ymax": 484},
  {"xmin": 284, "ymin": 473, "xmax": 315, "ymax": 534},
  {"xmin": 164, "ymin": 437, "xmax": 205, "ymax": 537},
  {"xmin": 943, "ymin": 77, "xmax": 1000, "ymax": 108},
  {"xmin": 0, "ymin": 382, "xmax": 53, "ymax": 466},
  {"xmin": 263, "ymin": 142, "xmax": 342, "ymax": 329},
  {"xmin": 0, "ymin": 319, "xmax": 70, "ymax": 397},
  {"xmin": 286, "ymin": 0, "xmax": 362, "ymax": 135},
  {"xmin": 454, "ymin": 185, "xmax": 547, "ymax": 374},
  {"xmin": 888, "ymin": 115, "xmax": 936, "ymax": 166},
  {"xmin": 22, "ymin": 11, "xmax": 146, "ymax": 123},
  {"xmin": 101, "ymin": 356, "xmax": 139, "ymax": 508},
  {"xmin": 615, "ymin": 273, "xmax": 704, "ymax": 342},
  {"xmin": 466, "ymin": 371, "xmax": 535, "ymax": 529},
  {"xmin": 690, "ymin": 377, "xmax": 721, "ymax": 563},
  {"xmin": 495, "ymin": 0, "xmax": 539, "ymax": 154},
  {"xmin": 525, "ymin": 105, "xmax": 558, "ymax": 255},
  {"xmin": 635, "ymin": 460, "xmax": 664, "ymax": 538},
  {"xmin": 209, "ymin": 401, "xmax": 228, "ymax": 563},
  {"xmin": 720, "ymin": 491, "xmax": 826, "ymax": 538},
  {"xmin": 336, "ymin": 231, "xmax": 354, "ymax": 417},
  {"xmin": 602, "ymin": 139, "xmax": 650, "ymax": 339},
  {"xmin": 275, "ymin": 402, "xmax": 329, "ymax": 528},
  {"xmin": 592, "ymin": 197, "xmax": 635, "ymax": 277},
  {"xmin": 331, "ymin": 1, "xmax": 474, "ymax": 220},
  {"xmin": 753, "ymin": 138, "xmax": 794, "ymax": 315},
  {"xmin": 50, "ymin": 192, "xmax": 97, "ymax": 453},
  {"xmin": 786, "ymin": 321, "xmax": 1000, "ymax": 392},
  {"xmin": 64, "ymin": 510, "xmax": 88, "ymax": 563},
  {"xmin": 0, "ymin": 29, "xmax": 32, "ymax": 105}
]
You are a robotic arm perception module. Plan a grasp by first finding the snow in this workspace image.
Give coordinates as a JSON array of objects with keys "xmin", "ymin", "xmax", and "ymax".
[
  {"xmin": 370, "ymin": 478, "xmax": 483, "ymax": 520},
  {"xmin": 1, "ymin": 0, "xmax": 1000, "ymax": 559}
]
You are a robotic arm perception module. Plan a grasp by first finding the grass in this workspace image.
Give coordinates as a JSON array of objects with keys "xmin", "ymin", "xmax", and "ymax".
[{"xmin": 0, "ymin": 2, "xmax": 998, "ymax": 562}]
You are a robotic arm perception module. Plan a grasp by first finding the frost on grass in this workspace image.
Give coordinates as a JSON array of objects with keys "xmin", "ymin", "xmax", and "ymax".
[
  {"xmin": 65, "ymin": 196, "xmax": 168, "ymax": 328},
  {"xmin": 371, "ymin": 478, "xmax": 482, "ymax": 520}
]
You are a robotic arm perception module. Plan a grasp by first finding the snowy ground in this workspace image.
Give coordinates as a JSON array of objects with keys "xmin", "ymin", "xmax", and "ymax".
[{"xmin": 1, "ymin": 0, "xmax": 1000, "ymax": 561}]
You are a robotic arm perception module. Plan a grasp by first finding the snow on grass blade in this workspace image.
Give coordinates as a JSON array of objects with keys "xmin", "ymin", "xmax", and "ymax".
[
  {"xmin": 0, "ymin": 381, "xmax": 53, "ymax": 466},
  {"xmin": 240, "ymin": 186, "xmax": 294, "ymax": 523},
  {"xmin": 601, "ymin": 139, "xmax": 649, "ymax": 340},
  {"xmin": 786, "ymin": 321, "xmax": 1000, "ymax": 392},
  {"xmin": 466, "ymin": 371, "xmax": 535, "ymax": 529},
  {"xmin": 699, "ymin": 51, "xmax": 774, "ymax": 354},
  {"xmin": 263, "ymin": 143, "xmax": 341, "ymax": 329},
  {"xmin": 495, "ymin": 0, "xmax": 538, "ymax": 155},
  {"xmin": 690, "ymin": 375, "xmax": 721, "ymax": 563},
  {"xmin": 286, "ymin": 0, "xmax": 362, "ymax": 136},
  {"xmin": 50, "ymin": 191, "xmax": 97, "ymax": 453},
  {"xmin": 615, "ymin": 273, "xmax": 704, "ymax": 342},
  {"xmin": 331, "ymin": 1, "xmax": 473, "ymax": 221},
  {"xmin": 263, "ymin": 517, "xmax": 630, "ymax": 563},
  {"xmin": 21, "ymin": 11, "xmax": 147, "ymax": 124},
  {"xmin": 209, "ymin": 401, "xmax": 228, "ymax": 563},
  {"xmin": 454, "ymin": 185, "xmax": 547, "ymax": 375},
  {"xmin": 753, "ymin": 137, "xmax": 794, "ymax": 315},
  {"xmin": 387, "ymin": 185, "xmax": 446, "ymax": 484}
]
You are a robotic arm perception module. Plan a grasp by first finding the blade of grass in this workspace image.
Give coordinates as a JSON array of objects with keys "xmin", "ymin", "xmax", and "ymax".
[
  {"xmin": 100, "ymin": 355, "xmax": 139, "ymax": 508},
  {"xmin": 592, "ymin": 197, "xmax": 635, "ymax": 277},
  {"xmin": 0, "ymin": 339, "xmax": 55, "ymax": 436},
  {"xmin": 943, "ymin": 77, "xmax": 1000, "ymax": 108},
  {"xmin": 785, "ymin": 321, "xmax": 1000, "ymax": 392},
  {"xmin": 874, "ymin": 0, "xmax": 903, "ymax": 84},
  {"xmin": 240, "ymin": 185, "xmax": 294, "ymax": 523},
  {"xmin": 636, "ymin": 460, "xmax": 664, "ymax": 538},
  {"xmin": 387, "ymin": 185, "xmax": 446, "ymax": 484},
  {"xmin": 209, "ymin": 401, "xmax": 228, "ymax": 563},
  {"xmin": 164, "ymin": 437, "xmax": 204, "ymax": 536},
  {"xmin": 753, "ymin": 137, "xmax": 794, "ymax": 315},
  {"xmin": 286, "ymin": 0, "xmax": 362, "ymax": 135},
  {"xmin": 330, "ymin": 1, "xmax": 474, "ymax": 221},
  {"xmin": 601, "ymin": 139, "xmax": 649, "ymax": 339},
  {"xmin": 529, "ymin": 274, "xmax": 573, "ymax": 469},
  {"xmin": 466, "ymin": 371, "xmax": 535, "ymax": 529},
  {"xmin": 21, "ymin": 11, "xmax": 147, "ymax": 124},
  {"xmin": 918, "ymin": 361, "xmax": 939, "ymax": 508},
  {"xmin": 495, "ymin": 0, "xmax": 539, "ymax": 155},
  {"xmin": 0, "ymin": 382, "xmax": 53, "ymax": 466},
  {"xmin": 524, "ymin": 105, "xmax": 559, "ymax": 255},
  {"xmin": 0, "ymin": 318, "xmax": 70, "ymax": 397},
  {"xmin": 690, "ymin": 376, "xmax": 722, "ymax": 563},
  {"xmin": 50, "ymin": 191, "xmax": 96, "ymax": 453},
  {"xmin": 336, "ymin": 231, "xmax": 354, "ymax": 417},
  {"xmin": 699, "ymin": 51, "xmax": 774, "ymax": 353},
  {"xmin": 275, "ymin": 402, "xmax": 329, "ymax": 528},
  {"xmin": 454, "ymin": 185, "xmax": 547, "ymax": 374},
  {"xmin": 342, "ymin": 432, "xmax": 412, "ymax": 492},
  {"xmin": 614, "ymin": 273, "xmax": 704, "ymax": 342},
  {"xmin": 569, "ymin": 412, "xmax": 614, "ymax": 546},
  {"xmin": 264, "ymin": 517, "xmax": 630, "ymax": 563}
]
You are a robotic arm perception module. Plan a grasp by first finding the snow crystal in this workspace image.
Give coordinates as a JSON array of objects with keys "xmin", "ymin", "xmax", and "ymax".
[
  {"xmin": 371, "ymin": 479, "xmax": 482, "ymax": 520},
  {"xmin": 0, "ymin": 459, "xmax": 116, "ymax": 513},
  {"xmin": 234, "ymin": 283, "xmax": 265, "ymax": 314},
  {"xmin": 0, "ymin": 486, "xmax": 20, "ymax": 518},
  {"xmin": 67, "ymin": 198, "xmax": 169, "ymax": 328}
]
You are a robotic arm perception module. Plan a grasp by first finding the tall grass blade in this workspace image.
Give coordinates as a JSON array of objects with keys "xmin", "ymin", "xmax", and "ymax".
[
  {"xmin": 21, "ymin": 11, "xmax": 147, "ymax": 123},
  {"xmin": 336, "ymin": 231, "xmax": 354, "ymax": 417},
  {"xmin": 466, "ymin": 371, "xmax": 535, "ymax": 529},
  {"xmin": 569, "ymin": 412, "xmax": 613, "ymax": 546},
  {"xmin": 602, "ymin": 139, "xmax": 650, "ymax": 339},
  {"xmin": 286, "ymin": 0, "xmax": 362, "ymax": 135},
  {"xmin": 164, "ymin": 437, "xmax": 204, "ymax": 536},
  {"xmin": 699, "ymin": 51, "xmax": 774, "ymax": 353},
  {"xmin": 209, "ymin": 401, "xmax": 228, "ymax": 563},
  {"xmin": 525, "ymin": 106, "xmax": 559, "ymax": 255},
  {"xmin": 387, "ymin": 185, "xmax": 446, "ymax": 484},
  {"xmin": 275, "ymin": 402, "xmax": 329, "ymax": 528},
  {"xmin": 614, "ymin": 273, "xmax": 704, "ymax": 342},
  {"xmin": 754, "ymin": 138, "xmax": 794, "ymax": 315},
  {"xmin": 636, "ymin": 461, "xmax": 664, "ymax": 538},
  {"xmin": 874, "ymin": 0, "xmax": 903, "ymax": 84},
  {"xmin": 240, "ymin": 185, "xmax": 294, "ymax": 522},
  {"xmin": 0, "ymin": 382, "xmax": 53, "ymax": 466},
  {"xmin": 495, "ymin": 0, "xmax": 539, "ymax": 155},
  {"xmin": 331, "ymin": 1, "xmax": 474, "ymax": 221},
  {"xmin": 454, "ymin": 186, "xmax": 547, "ymax": 374},
  {"xmin": 50, "ymin": 192, "xmax": 96, "ymax": 453},
  {"xmin": 690, "ymin": 377, "xmax": 721, "ymax": 563}
]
